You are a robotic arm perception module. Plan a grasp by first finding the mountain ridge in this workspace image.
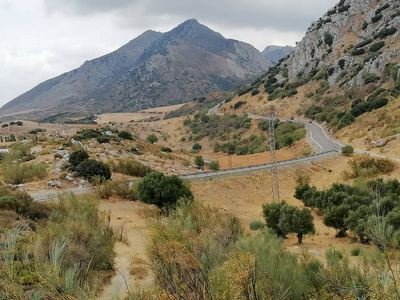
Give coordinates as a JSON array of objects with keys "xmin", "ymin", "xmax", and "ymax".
[{"xmin": 0, "ymin": 19, "xmax": 272, "ymax": 120}]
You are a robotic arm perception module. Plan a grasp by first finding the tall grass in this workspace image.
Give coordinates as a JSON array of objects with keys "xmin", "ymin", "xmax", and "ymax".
[
  {"xmin": 0, "ymin": 193, "xmax": 115, "ymax": 299},
  {"xmin": 107, "ymin": 158, "xmax": 152, "ymax": 177},
  {"xmin": 1, "ymin": 163, "xmax": 48, "ymax": 184}
]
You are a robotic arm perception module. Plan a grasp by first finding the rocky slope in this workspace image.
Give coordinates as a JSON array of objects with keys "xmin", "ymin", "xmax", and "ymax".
[
  {"xmin": 240, "ymin": 0, "xmax": 399, "ymax": 132},
  {"xmin": 0, "ymin": 19, "xmax": 272, "ymax": 120},
  {"xmin": 262, "ymin": 45, "xmax": 295, "ymax": 64}
]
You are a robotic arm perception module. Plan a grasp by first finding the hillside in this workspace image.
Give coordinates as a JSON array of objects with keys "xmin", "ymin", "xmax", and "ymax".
[
  {"xmin": 0, "ymin": 19, "xmax": 272, "ymax": 121},
  {"xmin": 215, "ymin": 0, "xmax": 400, "ymax": 155}
]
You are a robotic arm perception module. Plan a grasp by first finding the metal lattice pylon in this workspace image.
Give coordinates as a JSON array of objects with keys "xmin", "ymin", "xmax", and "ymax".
[{"xmin": 259, "ymin": 104, "xmax": 286, "ymax": 202}]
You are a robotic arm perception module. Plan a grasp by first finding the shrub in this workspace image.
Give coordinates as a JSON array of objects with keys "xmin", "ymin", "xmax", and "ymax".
[
  {"xmin": 250, "ymin": 220, "xmax": 265, "ymax": 230},
  {"xmin": 118, "ymin": 130, "xmax": 133, "ymax": 140},
  {"xmin": 192, "ymin": 143, "xmax": 202, "ymax": 151},
  {"xmin": 351, "ymin": 48, "xmax": 366, "ymax": 56},
  {"xmin": 208, "ymin": 161, "xmax": 220, "ymax": 171},
  {"xmin": 146, "ymin": 134, "xmax": 158, "ymax": 144},
  {"xmin": 195, "ymin": 155, "xmax": 205, "ymax": 169},
  {"xmin": 75, "ymin": 159, "xmax": 111, "ymax": 181},
  {"xmin": 161, "ymin": 147, "xmax": 172, "ymax": 153},
  {"xmin": 351, "ymin": 248, "xmax": 362, "ymax": 256},
  {"xmin": 355, "ymin": 39, "xmax": 372, "ymax": 49},
  {"xmin": 233, "ymin": 101, "xmax": 246, "ymax": 109},
  {"xmin": 251, "ymin": 89, "xmax": 260, "ymax": 96},
  {"xmin": 369, "ymin": 41, "xmax": 385, "ymax": 52},
  {"xmin": 324, "ymin": 33, "xmax": 334, "ymax": 46},
  {"xmin": 92, "ymin": 179, "xmax": 136, "ymax": 200},
  {"xmin": 371, "ymin": 14, "xmax": 383, "ymax": 23},
  {"xmin": 107, "ymin": 158, "xmax": 152, "ymax": 177},
  {"xmin": 97, "ymin": 136, "xmax": 110, "ymax": 144},
  {"xmin": 73, "ymin": 129, "xmax": 102, "ymax": 140},
  {"xmin": 374, "ymin": 27, "xmax": 397, "ymax": 39},
  {"xmin": 348, "ymin": 155, "xmax": 396, "ymax": 178},
  {"xmin": 28, "ymin": 128, "xmax": 46, "ymax": 134},
  {"xmin": 136, "ymin": 171, "xmax": 193, "ymax": 211},
  {"xmin": 2, "ymin": 163, "xmax": 48, "ymax": 184},
  {"xmin": 341, "ymin": 145, "xmax": 354, "ymax": 155},
  {"xmin": 69, "ymin": 149, "xmax": 89, "ymax": 169}
]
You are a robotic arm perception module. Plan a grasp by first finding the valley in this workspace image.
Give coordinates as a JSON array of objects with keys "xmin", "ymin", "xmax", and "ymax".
[{"xmin": 1, "ymin": 0, "xmax": 400, "ymax": 298}]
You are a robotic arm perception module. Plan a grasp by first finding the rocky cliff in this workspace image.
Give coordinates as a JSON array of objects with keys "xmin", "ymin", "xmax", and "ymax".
[{"xmin": 0, "ymin": 19, "xmax": 272, "ymax": 120}]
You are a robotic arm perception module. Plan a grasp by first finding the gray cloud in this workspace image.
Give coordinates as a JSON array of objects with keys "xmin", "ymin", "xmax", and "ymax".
[
  {"xmin": 44, "ymin": 0, "xmax": 338, "ymax": 33},
  {"xmin": 1, "ymin": 0, "xmax": 338, "ymax": 106},
  {"xmin": 43, "ymin": 0, "xmax": 133, "ymax": 15}
]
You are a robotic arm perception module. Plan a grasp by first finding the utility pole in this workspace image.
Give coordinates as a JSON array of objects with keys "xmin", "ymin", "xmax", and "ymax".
[
  {"xmin": 227, "ymin": 128, "xmax": 233, "ymax": 169},
  {"xmin": 259, "ymin": 104, "xmax": 286, "ymax": 202}
]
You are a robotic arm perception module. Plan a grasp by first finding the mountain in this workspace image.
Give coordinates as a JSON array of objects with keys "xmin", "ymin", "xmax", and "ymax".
[
  {"xmin": 244, "ymin": 0, "xmax": 399, "ymax": 137},
  {"xmin": 0, "ymin": 19, "xmax": 272, "ymax": 120},
  {"xmin": 262, "ymin": 45, "xmax": 295, "ymax": 64}
]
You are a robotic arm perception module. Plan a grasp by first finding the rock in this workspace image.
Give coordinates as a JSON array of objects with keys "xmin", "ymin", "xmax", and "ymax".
[
  {"xmin": 16, "ymin": 184, "xmax": 26, "ymax": 192},
  {"xmin": 0, "ymin": 149, "xmax": 10, "ymax": 154},
  {"xmin": 47, "ymin": 180, "xmax": 62, "ymax": 188},
  {"xmin": 71, "ymin": 139, "xmax": 87, "ymax": 149},
  {"xmin": 105, "ymin": 131, "xmax": 113, "ymax": 136},
  {"xmin": 52, "ymin": 168, "xmax": 62, "ymax": 174},
  {"xmin": 370, "ymin": 139, "xmax": 387, "ymax": 147},
  {"xmin": 66, "ymin": 175, "xmax": 74, "ymax": 182}
]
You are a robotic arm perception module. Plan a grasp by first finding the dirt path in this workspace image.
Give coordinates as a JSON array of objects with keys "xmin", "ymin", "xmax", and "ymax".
[{"xmin": 97, "ymin": 200, "xmax": 154, "ymax": 300}]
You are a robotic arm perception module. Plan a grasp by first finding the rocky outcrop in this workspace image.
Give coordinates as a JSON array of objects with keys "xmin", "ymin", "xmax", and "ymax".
[{"xmin": 281, "ymin": 0, "xmax": 399, "ymax": 87}]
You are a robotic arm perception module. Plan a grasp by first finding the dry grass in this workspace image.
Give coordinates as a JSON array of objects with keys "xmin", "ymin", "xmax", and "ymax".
[{"xmin": 190, "ymin": 155, "xmax": 391, "ymax": 261}]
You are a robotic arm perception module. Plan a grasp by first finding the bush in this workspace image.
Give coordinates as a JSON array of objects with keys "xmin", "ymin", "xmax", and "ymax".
[
  {"xmin": 324, "ymin": 33, "xmax": 334, "ymax": 46},
  {"xmin": 97, "ymin": 136, "xmax": 110, "ymax": 144},
  {"xmin": 371, "ymin": 14, "xmax": 382, "ymax": 23},
  {"xmin": 136, "ymin": 171, "xmax": 193, "ymax": 211},
  {"xmin": 2, "ymin": 163, "xmax": 48, "ymax": 184},
  {"xmin": 147, "ymin": 134, "xmax": 158, "ymax": 144},
  {"xmin": 374, "ymin": 27, "xmax": 397, "ymax": 39},
  {"xmin": 118, "ymin": 130, "xmax": 133, "ymax": 140},
  {"xmin": 233, "ymin": 101, "xmax": 246, "ymax": 109},
  {"xmin": 69, "ymin": 149, "xmax": 89, "ymax": 170},
  {"xmin": 351, "ymin": 48, "xmax": 366, "ymax": 56},
  {"xmin": 192, "ymin": 143, "xmax": 202, "ymax": 150},
  {"xmin": 369, "ymin": 41, "xmax": 385, "ymax": 52},
  {"xmin": 28, "ymin": 128, "xmax": 46, "ymax": 134},
  {"xmin": 251, "ymin": 89, "xmax": 260, "ymax": 96},
  {"xmin": 355, "ymin": 39, "xmax": 372, "ymax": 49},
  {"xmin": 341, "ymin": 145, "xmax": 354, "ymax": 155},
  {"xmin": 75, "ymin": 159, "xmax": 111, "ymax": 181},
  {"xmin": 195, "ymin": 155, "xmax": 205, "ymax": 169},
  {"xmin": 249, "ymin": 220, "xmax": 265, "ymax": 230},
  {"xmin": 73, "ymin": 129, "xmax": 102, "ymax": 140},
  {"xmin": 161, "ymin": 147, "xmax": 172, "ymax": 153},
  {"xmin": 208, "ymin": 161, "xmax": 220, "ymax": 171},
  {"xmin": 107, "ymin": 158, "xmax": 152, "ymax": 177},
  {"xmin": 348, "ymin": 155, "xmax": 396, "ymax": 178},
  {"xmin": 351, "ymin": 248, "xmax": 362, "ymax": 256}
]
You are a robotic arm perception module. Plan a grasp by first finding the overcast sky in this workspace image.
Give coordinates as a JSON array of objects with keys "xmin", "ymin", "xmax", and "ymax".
[{"xmin": 0, "ymin": 0, "xmax": 337, "ymax": 107}]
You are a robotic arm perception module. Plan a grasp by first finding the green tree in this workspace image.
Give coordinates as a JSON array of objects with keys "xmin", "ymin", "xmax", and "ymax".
[
  {"xmin": 262, "ymin": 201, "xmax": 287, "ymax": 237},
  {"xmin": 147, "ymin": 134, "xmax": 158, "ymax": 144},
  {"xmin": 118, "ymin": 130, "xmax": 133, "ymax": 140},
  {"xmin": 136, "ymin": 171, "xmax": 193, "ymax": 211},
  {"xmin": 195, "ymin": 155, "xmax": 205, "ymax": 169},
  {"xmin": 69, "ymin": 149, "xmax": 89, "ymax": 170},
  {"xmin": 74, "ymin": 159, "xmax": 111, "ymax": 181},
  {"xmin": 323, "ymin": 204, "xmax": 350, "ymax": 237},
  {"xmin": 278, "ymin": 206, "xmax": 315, "ymax": 244}
]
